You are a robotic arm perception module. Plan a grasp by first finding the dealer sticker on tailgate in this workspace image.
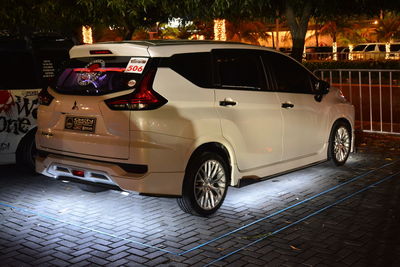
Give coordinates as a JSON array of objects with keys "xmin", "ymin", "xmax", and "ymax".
[
  {"xmin": 65, "ymin": 116, "xmax": 96, "ymax": 133},
  {"xmin": 124, "ymin": 57, "xmax": 148, "ymax": 73}
]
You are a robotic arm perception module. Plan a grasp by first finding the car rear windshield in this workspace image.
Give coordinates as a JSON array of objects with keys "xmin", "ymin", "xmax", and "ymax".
[{"xmin": 54, "ymin": 57, "xmax": 147, "ymax": 95}]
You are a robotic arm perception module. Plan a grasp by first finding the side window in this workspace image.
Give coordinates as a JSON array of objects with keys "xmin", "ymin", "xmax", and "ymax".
[
  {"xmin": 391, "ymin": 44, "xmax": 400, "ymax": 52},
  {"xmin": 378, "ymin": 45, "xmax": 386, "ymax": 52},
  {"xmin": 213, "ymin": 49, "xmax": 266, "ymax": 91},
  {"xmin": 262, "ymin": 52, "xmax": 315, "ymax": 94},
  {"xmin": 165, "ymin": 52, "xmax": 213, "ymax": 88},
  {"xmin": 353, "ymin": 45, "xmax": 366, "ymax": 52},
  {"xmin": 390, "ymin": 44, "xmax": 400, "ymax": 52},
  {"xmin": 365, "ymin": 45, "xmax": 376, "ymax": 52}
]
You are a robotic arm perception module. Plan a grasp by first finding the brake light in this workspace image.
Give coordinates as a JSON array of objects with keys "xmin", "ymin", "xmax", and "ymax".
[
  {"xmin": 105, "ymin": 69, "xmax": 167, "ymax": 110},
  {"xmin": 72, "ymin": 170, "xmax": 85, "ymax": 177},
  {"xmin": 90, "ymin": 50, "xmax": 113, "ymax": 55},
  {"xmin": 38, "ymin": 87, "xmax": 54, "ymax": 106},
  {"xmin": 73, "ymin": 67, "xmax": 125, "ymax": 72}
]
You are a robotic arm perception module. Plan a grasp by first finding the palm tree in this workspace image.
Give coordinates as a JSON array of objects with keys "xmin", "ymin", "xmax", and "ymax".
[{"xmin": 375, "ymin": 12, "xmax": 400, "ymax": 42}]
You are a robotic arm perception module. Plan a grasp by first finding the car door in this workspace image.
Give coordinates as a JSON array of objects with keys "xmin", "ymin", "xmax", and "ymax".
[
  {"xmin": 364, "ymin": 44, "xmax": 378, "ymax": 60},
  {"xmin": 262, "ymin": 51, "xmax": 328, "ymax": 161},
  {"xmin": 213, "ymin": 49, "xmax": 283, "ymax": 171}
]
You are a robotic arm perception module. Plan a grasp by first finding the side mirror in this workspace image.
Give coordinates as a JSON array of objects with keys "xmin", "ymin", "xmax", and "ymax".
[
  {"xmin": 316, "ymin": 80, "xmax": 330, "ymax": 94},
  {"xmin": 314, "ymin": 80, "xmax": 330, "ymax": 102}
]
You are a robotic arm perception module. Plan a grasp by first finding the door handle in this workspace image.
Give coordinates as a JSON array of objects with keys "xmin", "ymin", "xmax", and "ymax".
[
  {"xmin": 219, "ymin": 100, "xmax": 237, "ymax": 106},
  {"xmin": 281, "ymin": 103, "xmax": 294, "ymax": 109}
]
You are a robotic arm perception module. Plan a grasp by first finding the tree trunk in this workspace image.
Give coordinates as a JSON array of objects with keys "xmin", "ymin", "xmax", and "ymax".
[
  {"xmin": 124, "ymin": 28, "xmax": 134, "ymax": 40},
  {"xmin": 271, "ymin": 31, "xmax": 275, "ymax": 48},
  {"xmin": 284, "ymin": 2, "xmax": 312, "ymax": 62},
  {"xmin": 123, "ymin": 22, "xmax": 136, "ymax": 40},
  {"xmin": 275, "ymin": 13, "xmax": 280, "ymax": 50},
  {"xmin": 291, "ymin": 37, "xmax": 306, "ymax": 62}
]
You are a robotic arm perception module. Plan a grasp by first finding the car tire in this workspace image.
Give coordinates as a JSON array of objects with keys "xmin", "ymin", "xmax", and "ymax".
[
  {"xmin": 177, "ymin": 151, "xmax": 229, "ymax": 216},
  {"xmin": 16, "ymin": 128, "xmax": 37, "ymax": 173},
  {"xmin": 78, "ymin": 183, "xmax": 109, "ymax": 193},
  {"xmin": 328, "ymin": 121, "xmax": 351, "ymax": 166}
]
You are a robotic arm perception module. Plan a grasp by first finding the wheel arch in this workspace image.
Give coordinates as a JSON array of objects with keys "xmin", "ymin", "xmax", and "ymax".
[
  {"xmin": 16, "ymin": 127, "xmax": 37, "ymax": 156},
  {"xmin": 184, "ymin": 141, "xmax": 238, "ymax": 188},
  {"xmin": 332, "ymin": 117, "xmax": 352, "ymax": 130},
  {"xmin": 15, "ymin": 126, "xmax": 37, "ymax": 171}
]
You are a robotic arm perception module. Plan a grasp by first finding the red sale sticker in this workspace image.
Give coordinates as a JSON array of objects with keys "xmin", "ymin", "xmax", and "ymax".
[{"xmin": 125, "ymin": 57, "xmax": 148, "ymax": 73}]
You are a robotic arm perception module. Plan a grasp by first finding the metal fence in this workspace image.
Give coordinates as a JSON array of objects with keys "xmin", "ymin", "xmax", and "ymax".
[
  {"xmin": 314, "ymin": 69, "xmax": 400, "ymax": 135},
  {"xmin": 306, "ymin": 52, "xmax": 400, "ymax": 61}
]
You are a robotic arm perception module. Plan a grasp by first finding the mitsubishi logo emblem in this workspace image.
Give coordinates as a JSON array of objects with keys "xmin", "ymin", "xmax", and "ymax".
[{"xmin": 72, "ymin": 101, "xmax": 79, "ymax": 110}]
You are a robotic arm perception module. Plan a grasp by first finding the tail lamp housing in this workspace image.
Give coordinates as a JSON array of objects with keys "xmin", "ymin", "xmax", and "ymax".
[
  {"xmin": 105, "ymin": 69, "xmax": 167, "ymax": 111},
  {"xmin": 38, "ymin": 87, "xmax": 54, "ymax": 106}
]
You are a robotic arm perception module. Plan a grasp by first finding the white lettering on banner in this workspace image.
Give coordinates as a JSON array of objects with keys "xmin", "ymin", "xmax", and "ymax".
[{"xmin": 42, "ymin": 59, "xmax": 56, "ymax": 78}]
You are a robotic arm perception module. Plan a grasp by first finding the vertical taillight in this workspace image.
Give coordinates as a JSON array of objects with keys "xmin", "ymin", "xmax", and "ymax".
[
  {"xmin": 38, "ymin": 87, "xmax": 54, "ymax": 106},
  {"xmin": 105, "ymin": 69, "xmax": 167, "ymax": 110}
]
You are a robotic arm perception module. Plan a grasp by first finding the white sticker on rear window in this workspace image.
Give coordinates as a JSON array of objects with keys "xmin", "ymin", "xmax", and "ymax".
[{"xmin": 125, "ymin": 57, "xmax": 148, "ymax": 73}]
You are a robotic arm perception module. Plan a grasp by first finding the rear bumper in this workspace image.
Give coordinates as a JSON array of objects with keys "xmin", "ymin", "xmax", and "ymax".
[{"xmin": 36, "ymin": 152, "xmax": 184, "ymax": 196}]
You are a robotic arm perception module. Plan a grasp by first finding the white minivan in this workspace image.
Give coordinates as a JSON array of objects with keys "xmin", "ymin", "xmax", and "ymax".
[
  {"xmin": 36, "ymin": 40, "xmax": 354, "ymax": 216},
  {"xmin": 352, "ymin": 42, "xmax": 400, "ymax": 60}
]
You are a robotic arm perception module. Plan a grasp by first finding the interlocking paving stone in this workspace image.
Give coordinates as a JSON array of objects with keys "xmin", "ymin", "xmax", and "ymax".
[{"xmin": 1, "ymin": 133, "xmax": 400, "ymax": 266}]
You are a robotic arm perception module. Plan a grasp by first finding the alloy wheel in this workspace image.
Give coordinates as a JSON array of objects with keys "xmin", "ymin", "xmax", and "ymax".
[
  {"xmin": 334, "ymin": 126, "xmax": 351, "ymax": 163},
  {"xmin": 194, "ymin": 160, "xmax": 227, "ymax": 210}
]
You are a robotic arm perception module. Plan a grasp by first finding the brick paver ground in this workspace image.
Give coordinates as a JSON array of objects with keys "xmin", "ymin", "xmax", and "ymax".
[{"xmin": 1, "ymin": 132, "xmax": 400, "ymax": 266}]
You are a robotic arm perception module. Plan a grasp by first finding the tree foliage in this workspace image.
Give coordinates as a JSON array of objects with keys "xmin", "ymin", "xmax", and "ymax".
[
  {"xmin": 0, "ymin": 0, "xmax": 90, "ymax": 39},
  {"xmin": 375, "ymin": 12, "xmax": 400, "ymax": 42},
  {"xmin": 0, "ymin": 0, "xmax": 169, "ymax": 41},
  {"xmin": 1, "ymin": 0, "xmax": 400, "ymax": 61}
]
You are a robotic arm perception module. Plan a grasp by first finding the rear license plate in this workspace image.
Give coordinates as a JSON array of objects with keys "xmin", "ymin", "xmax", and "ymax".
[{"xmin": 65, "ymin": 116, "xmax": 96, "ymax": 133}]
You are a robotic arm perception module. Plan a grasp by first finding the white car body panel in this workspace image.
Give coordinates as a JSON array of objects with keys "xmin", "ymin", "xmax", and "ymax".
[
  {"xmin": 277, "ymin": 92, "xmax": 327, "ymax": 161},
  {"xmin": 37, "ymin": 88, "xmax": 131, "ymax": 159},
  {"xmin": 215, "ymin": 89, "xmax": 284, "ymax": 171},
  {"xmin": 70, "ymin": 43, "xmax": 150, "ymax": 58},
  {"xmin": 147, "ymin": 43, "xmax": 264, "ymax": 57}
]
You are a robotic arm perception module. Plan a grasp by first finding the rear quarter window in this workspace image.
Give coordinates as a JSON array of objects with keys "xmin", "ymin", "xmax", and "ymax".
[{"xmin": 161, "ymin": 52, "xmax": 213, "ymax": 88}]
